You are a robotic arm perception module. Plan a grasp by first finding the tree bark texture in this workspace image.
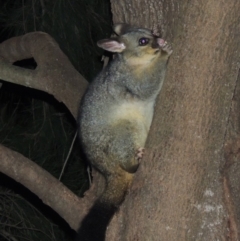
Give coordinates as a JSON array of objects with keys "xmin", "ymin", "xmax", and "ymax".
[
  {"xmin": 109, "ymin": 0, "xmax": 240, "ymax": 240},
  {"xmin": 111, "ymin": 0, "xmax": 164, "ymax": 36}
]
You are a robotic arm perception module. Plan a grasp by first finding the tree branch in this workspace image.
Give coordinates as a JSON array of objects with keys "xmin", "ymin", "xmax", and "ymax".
[
  {"xmin": 0, "ymin": 144, "xmax": 104, "ymax": 231},
  {"xmin": 0, "ymin": 32, "xmax": 108, "ymax": 230},
  {"xmin": 0, "ymin": 32, "xmax": 88, "ymax": 119}
]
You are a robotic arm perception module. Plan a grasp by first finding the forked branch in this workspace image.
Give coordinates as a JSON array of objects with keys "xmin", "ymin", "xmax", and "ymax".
[{"xmin": 0, "ymin": 32, "xmax": 88, "ymax": 118}]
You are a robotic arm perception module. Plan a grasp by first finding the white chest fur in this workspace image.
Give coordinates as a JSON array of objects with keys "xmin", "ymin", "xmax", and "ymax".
[{"xmin": 110, "ymin": 99, "xmax": 155, "ymax": 134}]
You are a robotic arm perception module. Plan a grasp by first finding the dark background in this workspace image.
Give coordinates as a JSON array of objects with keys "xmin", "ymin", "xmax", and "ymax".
[{"xmin": 0, "ymin": 1, "xmax": 111, "ymax": 240}]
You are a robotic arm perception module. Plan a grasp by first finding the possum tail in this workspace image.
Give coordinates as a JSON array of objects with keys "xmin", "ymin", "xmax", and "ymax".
[{"xmin": 76, "ymin": 168, "xmax": 133, "ymax": 241}]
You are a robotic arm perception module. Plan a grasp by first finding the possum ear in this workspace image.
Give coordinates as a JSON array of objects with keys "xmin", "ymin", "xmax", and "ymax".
[
  {"xmin": 97, "ymin": 39, "xmax": 126, "ymax": 53},
  {"xmin": 113, "ymin": 23, "xmax": 132, "ymax": 35}
]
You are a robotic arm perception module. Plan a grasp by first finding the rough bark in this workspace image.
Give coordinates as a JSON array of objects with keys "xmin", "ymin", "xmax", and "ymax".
[
  {"xmin": 108, "ymin": 0, "xmax": 240, "ymax": 240},
  {"xmin": 111, "ymin": 0, "xmax": 164, "ymax": 36},
  {"xmin": 224, "ymin": 70, "xmax": 240, "ymax": 240}
]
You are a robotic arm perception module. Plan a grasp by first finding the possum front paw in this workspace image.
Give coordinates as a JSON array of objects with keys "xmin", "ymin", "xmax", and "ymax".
[
  {"xmin": 136, "ymin": 147, "xmax": 145, "ymax": 161},
  {"xmin": 160, "ymin": 41, "xmax": 173, "ymax": 55}
]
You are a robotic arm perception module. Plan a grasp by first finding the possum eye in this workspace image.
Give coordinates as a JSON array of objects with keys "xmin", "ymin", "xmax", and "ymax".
[{"xmin": 139, "ymin": 37, "xmax": 149, "ymax": 46}]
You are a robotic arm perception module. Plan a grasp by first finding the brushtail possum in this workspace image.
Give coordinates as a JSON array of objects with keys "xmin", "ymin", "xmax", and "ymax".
[{"xmin": 77, "ymin": 23, "xmax": 172, "ymax": 240}]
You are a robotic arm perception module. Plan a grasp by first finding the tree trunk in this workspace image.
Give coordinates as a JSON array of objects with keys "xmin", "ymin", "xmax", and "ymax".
[{"xmin": 108, "ymin": 0, "xmax": 240, "ymax": 240}]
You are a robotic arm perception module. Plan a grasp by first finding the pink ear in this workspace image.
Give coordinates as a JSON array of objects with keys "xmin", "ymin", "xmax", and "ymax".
[{"xmin": 97, "ymin": 39, "xmax": 126, "ymax": 53}]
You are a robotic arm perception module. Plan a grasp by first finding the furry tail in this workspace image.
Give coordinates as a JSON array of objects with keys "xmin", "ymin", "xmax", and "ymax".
[{"xmin": 76, "ymin": 168, "xmax": 133, "ymax": 241}]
